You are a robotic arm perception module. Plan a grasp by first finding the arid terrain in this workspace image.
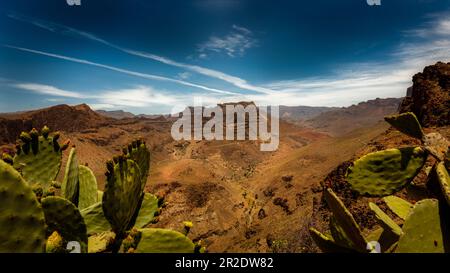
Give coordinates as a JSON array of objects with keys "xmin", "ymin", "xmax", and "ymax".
[
  {"xmin": 0, "ymin": 97, "xmax": 402, "ymax": 252},
  {"xmin": 1, "ymin": 62, "xmax": 448, "ymax": 253}
]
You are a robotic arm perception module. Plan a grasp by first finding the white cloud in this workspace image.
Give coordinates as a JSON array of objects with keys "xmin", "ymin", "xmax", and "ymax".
[
  {"xmin": 13, "ymin": 83, "xmax": 85, "ymax": 98},
  {"xmin": 6, "ymin": 11, "xmax": 450, "ymax": 111},
  {"xmin": 88, "ymin": 103, "xmax": 116, "ymax": 110},
  {"xmin": 178, "ymin": 72, "xmax": 191, "ymax": 80},
  {"xmin": 7, "ymin": 15, "xmax": 273, "ymax": 95},
  {"xmin": 197, "ymin": 25, "xmax": 257, "ymax": 58},
  {"xmin": 3, "ymin": 45, "xmax": 238, "ymax": 95},
  {"xmin": 99, "ymin": 86, "xmax": 179, "ymax": 107}
]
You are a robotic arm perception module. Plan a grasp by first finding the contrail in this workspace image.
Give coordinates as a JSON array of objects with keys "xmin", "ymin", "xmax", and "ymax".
[{"xmin": 2, "ymin": 45, "xmax": 239, "ymax": 96}]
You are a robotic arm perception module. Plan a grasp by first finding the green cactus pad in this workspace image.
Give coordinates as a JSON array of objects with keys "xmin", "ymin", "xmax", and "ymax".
[
  {"xmin": 13, "ymin": 127, "xmax": 63, "ymax": 190},
  {"xmin": 383, "ymin": 196, "xmax": 413, "ymax": 220},
  {"xmin": 103, "ymin": 157, "xmax": 143, "ymax": 237},
  {"xmin": 384, "ymin": 112, "xmax": 424, "ymax": 139},
  {"xmin": 61, "ymin": 148, "xmax": 79, "ymax": 205},
  {"xmin": 329, "ymin": 216, "xmax": 355, "ymax": 249},
  {"xmin": 78, "ymin": 165, "xmax": 98, "ymax": 210},
  {"xmin": 368, "ymin": 202, "xmax": 402, "ymax": 236},
  {"xmin": 0, "ymin": 160, "xmax": 46, "ymax": 253},
  {"xmin": 135, "ymin": 228, "xmax": 196, "ymax": 253},
  {"xmin": 309, "ymin": 228, "xmax": 353, "ymax": 253},
  {"xmin": 396, "ymin": 199, "xmax": 446, "ymax": 253},
  {"xmin": 88, "ymin": 231, "xmax": 116, "ymax": 253},
  {"xmin": 41, "ymin": 196, "xmax": 88, "ymax": 253},
  {"xmin": 97, "ymin": 190, "xmax": 103, "ymax": 202},
  {"xmin": 324, "ymin": 188, "xmax": 367, "ymax": 252},
  {"xmin": 123, "ymin": 140, "xmax": 150, "ymax": 190},
  {"xmin": 365, "ymin": 227, "xmax": 398, "ymax": 253},
  {"xmin": 80, "ymin": 202, "xmax": 112, "ymax": 236},
  {"xmin": 436, "ymin": 162, "xmax": 450, "ymax": 207},
  {"xmin": 423, "ymin": 132, "xmax": 450, "ymax": 161},
  {"xmin": 134, "ymin": 193, "xmax": 160, "ymax": 228},
  {"xmin": 346, "ymin": 147, "xmax": 427, "ymax": 196}
]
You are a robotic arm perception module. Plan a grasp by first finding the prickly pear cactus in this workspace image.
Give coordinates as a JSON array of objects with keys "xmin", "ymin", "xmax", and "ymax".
[
  {"xmin": 78, "ymin": 165, "xmax": 98, "ymax": 210},
  {"xmin": 423, "ymin": 132, "xmax": 450, "ymax": 161},
  {"xmin": 436, "ymin": 162, "xmax": 450, "ymax": 207},
  {"xmin": 41, "ymin": 196, "xmax": 88, "ymax": 253},
  {"xmin": 123, "ymin": 139, "xmax": 150, "ymax": 190},
  {"xmin": 82, "ymin": 193, "xmax": 160, "ymax": 236},
  {"xmin": 323, "ymin": 188, "xmax": 367, "ymax": 252},
  {"xmin": 383, "ymin": 196, "xmax": 413, "ymax": 220},
  {"xmin": 134, "ymin": 193, "xmax": 160, "ymax": 228},
  {"xmin": 308, "ymin": 227, "xmax": 353, "ymax": 253},
  {"xmin": 346, "ymin": 147, "xmax": 427, "ymax": 196},
  {"xmin": 88, "ymin": 231, "xmax": 115, "ymax": 253},
  {"xmin": 0, "ymin": 160, "xmax": 46, "ymax": 253},
  {"xmin": 384, "ymin": 112, "xmax": 424, "ymax": 139},
  {"xmin": 80, "ymin": 202, "xmax": 112, "ymax": 236},
  {"xmin": 103, "ymin": 156, "xmax": 143, "ymax": 238},
  {"xmin": 46, "ymin": 231, "xmax": 65, "ymax": 253},
  {"xmin": 329, "ymin": 216, "xmax": 355, "ymax": 249},
  {"xmin": 368, "ymin": 202, "xmax": 402, "ymax": 237},
  {"xmin": 396, "ymin": 199, "xmax": 447, "ymax": 253},
  {"xmin": 134, "ymin": 228, "xmax": 196, "ymax": 253},
  {"xmin": 61, "ymin": 148, "xmax": 79, "ymax": 205},
  {"xmin": 13, "ymin": 127, "xmax": 66, "ymax": 190}
]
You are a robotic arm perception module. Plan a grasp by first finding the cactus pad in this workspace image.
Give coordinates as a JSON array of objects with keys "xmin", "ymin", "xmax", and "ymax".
[
  {"xmin": 41, "ymin": 196, "xmax": 88, "ymax": 253},
  {"xmin": 396, "ymin": 199, "xmax": 446, "ymax": 253},
  {"xmin": 346, "ymin": 147, "xmax": 427, "ymax": 196},
  {"xmin": 0, "ymin": 160, "xmax": 46, "ymax": 253},
  {"xmin": 135, "ymin": 228, "xmax": 196, "ymax": 253},
  {"xmin": 134, "ymin": 193, "xmax": 160, "ymax": 228},
  {"xmin": 46, "ymin": 231, "xmax": 65, "ymax": 253},
  {"xmin": 324, "ymin": 188, "xmax": 367, "ymax": 252},
  {"xmin": 80, "ymin": 202, "xmax": 112, "ymax": 236},
  {"xmin": 103, "ymin": 157, "xmax": 143, "ymax": 237},
  {"xmin": 88, "ymin": 231, "xmax": 115, "ymax": 253},
  {"xmin": 368, "ymin": 202, "xmax": 402, "ymax": 236},
  {"xmin": 436, "ymin": 162, "xmax": 450, "ymax": 207},
  {"xmin": 384, "ymin": 112, "xmax": 424, "ymax": 139},
  {"xmin": 423, "ymin": 132, "xmax": 450, "ymax": 161},
  {"xmin": 383, "ymin": 196, "xmax": 413, "ymax": 220},
  {"xmin": 61, "ymin": 148, "xmax": 79, "ymax": 205},
  {"xmin": 123, "ymin": 139, "xmax": 150, "ymax": 190},
  {"xmin": 329, "ymin": 216, "xmax": 355, "ymax": 249},
  {"xmin": 13, "ymin": 127, "xmax": 64, "ymax": 190},
  {"xmin": 78, "ymin": 165, "xmax": 98, "ymax": 210},
  {"xmin": 309, "ymin": 228, "xmax": 353, "ymax": 253}
]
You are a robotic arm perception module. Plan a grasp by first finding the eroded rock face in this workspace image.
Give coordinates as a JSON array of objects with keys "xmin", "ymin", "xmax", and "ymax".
[{"xmin": 400, "ymin": 62, "xmax": 450, "ymax": 127}]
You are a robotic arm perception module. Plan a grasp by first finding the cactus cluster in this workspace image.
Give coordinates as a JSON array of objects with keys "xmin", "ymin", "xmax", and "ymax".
[
  {"xmin": 0, "ymin": 128, "xmax": 200, "ymax": 253},
  {"xmin": 310, "ymin": 112, "xmax": 450, "ymax": 253},
  {"xmin": 12, "ymin": 127, "xmax": 68, "ymax": 191},
  {"xmin": 0, "ymin": 160, "xmax": 46, "ymax": 253}
]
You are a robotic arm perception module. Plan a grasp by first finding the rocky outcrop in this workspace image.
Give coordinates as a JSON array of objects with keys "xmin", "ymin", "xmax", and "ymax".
[
  {"xmin": 400, "ymin": 62, "xmax": 450, "ymax": 127},
  {"xmin": 0, "ymin": 104, "xmax": 112, "ymax": 145}
]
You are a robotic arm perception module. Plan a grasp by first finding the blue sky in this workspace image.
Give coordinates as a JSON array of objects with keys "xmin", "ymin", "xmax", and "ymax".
[{"xmin": 0, "ymin": 0, "xmax": 449, "ymax": 114}]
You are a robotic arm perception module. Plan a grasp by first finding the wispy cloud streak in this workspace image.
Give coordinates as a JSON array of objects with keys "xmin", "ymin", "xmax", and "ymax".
[
  {"xmin": 3, "ymin": 45, "xmax": 238, "ymax": 95},
  {"xmin": 7, "ymin": 13, "xmax": 273, "ymax": 94}
]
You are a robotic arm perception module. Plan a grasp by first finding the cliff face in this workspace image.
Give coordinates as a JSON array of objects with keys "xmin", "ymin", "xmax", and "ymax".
[{"xmin": 400, "ymin": 62, "xmax": 450, "ymax": 127}]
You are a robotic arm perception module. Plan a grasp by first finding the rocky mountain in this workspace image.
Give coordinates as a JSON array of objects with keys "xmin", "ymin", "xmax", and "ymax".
[
  {"xmin": 399, "ymin": 61, "xmax": 450, "ymax": 127},
  {"xmin": 0, "ymin": 104, "xmax": 112, "ymax": 144},
  {"xmin": 96, "ymin": 109, "xmax": 135, "ymax": 119},
  {"xmin": 1, "ymin": 76, "xmax": 438, "ymax": 253},
  {"xmin": 306, "ymin": 97, "xmax": 403, "ymax": 136},
  {"xmin": 279, "ymin": 105, "xmax": 337, "ymax": 122}
]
